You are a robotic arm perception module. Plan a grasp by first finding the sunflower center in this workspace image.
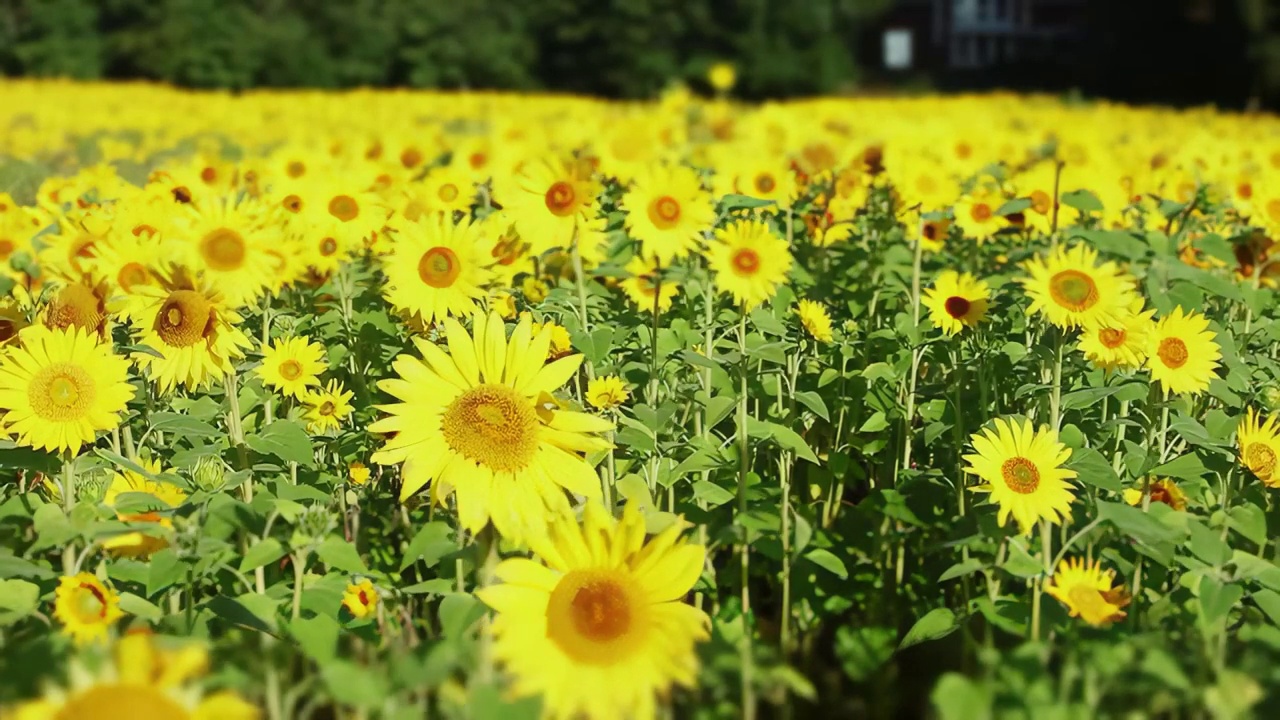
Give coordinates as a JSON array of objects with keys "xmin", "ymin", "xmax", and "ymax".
[
  {"xmin": 1157, "ymin": 337, "xmax": 1189, "ymax": 369},
  {"xmin": 1031, "ymin": 190, "xmax": 1052, "ymax": 214},
  {"xmin": 1048, "ymin": 269, "xmax": 1099, "ymax": 312},
  {"xmin": 278, "ymin": 360, "xmax": 304, "ymax": 381},
  {"xmin": 72, "ymin": 581, "xmax": 109, "ymax": 621},
  {"xmin": 54, "ymin": 684, "xmax": 190, "ymax": 720},
  {"xmin": 731, "ymin": 248, "xmax": 761, "ymax": 275},
  {"xmin": 544, "ymin": 181, "xmax": 578, "ymax": 216},
  {"xmin": 648, "ymin": 195, "xmax": 682, "ymax": 229},
  {"xmin": 30, "ymin": 364, "xmax": 95, "ymax": 422},
  {"xmin": 754, "ymin": 173, "xmax": 776, "ymax": 194},
  {"xmin": 200, "ymin": 227, "xmax": 246, "ymax": 271},
  {"xmin": 48, "ymin": 283, "xmax": 104, "ymax": 332},
  {"xmin": 1246, "ymin": 442, "xmax": 1277, "ymax": 478},
  {"xmin": 319, "ymin": 401, "xmax": 336, "ymax": 416},
  {"xmin": 155, "ymin": 290, "xmax": 214, "ymax": 348},
  {"xmin": 469, "ymin": 152, "xmax": 488, "ymax": 169},
  {"xmin": 1000, "ymin": 456, "xmax": 1040, "ymax": 494},
  {"xmin": 1099, "ymin": 327, "xmax": 1126, "ymax": 348},
  {"xmin": 117, "ymin": 262, "xmax": 152, "ymax": 293},
  {"xmin": 418, "ymin": 247, "xmax": 461, "ymax": 289},
  {"xmin": 283, "ymin": 194, "xmax": 303, "ymax": 213},
  {"xmin": 319, "ymin": 237, "xmax": 339, "ymax": 257},
  {"xmin": 329, "ymin": 195, "xmax": 360, "ymax": 223},
  {"xmin": 438, "ymin": 184, "xmax": 460, "ymax": 203},
  {"xmin": 547, "ymin": 569, "xmax": 640, "ymax": 665},
  {"xmin": 971, "ymin": 203, "xmax": 992, "ymax": 222},
  {"xmin": 944, "ymin": 296, "xmax": 970, "ymax": 319},
  {"xmin": 0, "ymin": 238, "xmax": 15, "ymax": 259},
  {"xmin": 440, "ymin": 384, "xmax": 539, "ymax": 472},
  {"xmin": 1239, "ymin": 182, "xmax": 1254, "ymax": 200},
  {"xmin": 401, "ymin": 148, "xmax": 423, "ymax": 168},
  {"xmin": 286, "ymin": 160, "xmax": 306, "ymax": 178}
]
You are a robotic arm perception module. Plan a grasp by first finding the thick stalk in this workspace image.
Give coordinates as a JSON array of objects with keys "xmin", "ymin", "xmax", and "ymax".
[
  {"xmin": 735, "ymin": 310, "xmax": 756, "ymax": 720},
  {"xmin": 901, "ymin": 237, "xmax": 925, "ymax": 474},
  {"xmin": 61, "ymin": 457, "xmax": 76, "ymax": 576}
]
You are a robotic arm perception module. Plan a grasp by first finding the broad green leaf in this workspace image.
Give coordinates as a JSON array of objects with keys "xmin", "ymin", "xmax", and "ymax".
[
  {"xmin": 719, "ymin": 193, "xmax": 776, "ymax": 210},
  {"xmin": 1066, "ymin": 447, "xmax": 1123, "ymax": 492},
  {"xmin": 150, "ymin": 412, "xmax": 218, "ymax": 439},
  {"xmin": 118, "ymin": 592, "xmax": 164, "ymax": 622},
  {"xmin": 691, "ymin": 480, "xmax": 735, "ymax": 507},
  {"xmin": 803, "ymin": 548, "xmax": 848, "ymax": 579},
  {"xmin": 1150, "ymin": 452, "xmax": 1209, "ymax": 481},
  {"xmin": 931, "ymin": 673, "xmax": 993, "ymax": 720},
  {"xmin": 939, "ymin": 559, "xmax": 984, "ymax": 582},
  {"xmin": 239, "ymin": 539, "xmax": 286, "ymax": 573},
  {"xmin": 1198, "ymin": 576, "xmax": 1243, "ymax": 627},
  {"xmin": 1061, "ymin": 189, "xmax": 1104, "ymax": 213},
  {"xmin": 400, "ymin": 522, "xmax": 455, "ymax": 571},
  {"xmin": 898, "ymin": 607, "xmax": 959, "ymax": 650},
  {"xmin": 761, "ymin": 421, "xmax": 820, "ymax": 464},
  {"xmin": 246, "ymin": 421, "xmax": 314, "ymax": 466},
  {"xmin": 794, "ymin": 391, "xmax": 830, "ymax": 421},
  {"xmin": 289, "ymin": 613, "xmax": 340, "ymax": 662},
  {"xmin": 438, "ymin": 593, "xmax": 485, "ymax": 638},
  {"xmin": 0, "ymin": 579, "xmax": 39, "ymax": 625},
  {"xmin": 316, "ymin": 537, "xmax": 368, "ymax": 574},
  {"xmin": 859, "ymin": 411, "xmax": 890, "ymax": 433}
]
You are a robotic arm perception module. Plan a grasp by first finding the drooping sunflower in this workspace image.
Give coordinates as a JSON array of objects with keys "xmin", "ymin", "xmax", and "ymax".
[
  {"xmin": 1077, "ymin": 297, "xmax": 1155, "ymax": 370},
  {"xmin": 3, "ymin": 629, "xmax": 260, "ymax": 719},
  {"xmin": 102, "ymin": 457, "xmax": 186, "ymax": 557},
  {"xmin": 1145, "ymin": 306, "xmax": 1221, "ymax": 396},
  {"xmin": 0, "ymin": 325, "xmax": 134, "ymax": 455},
  {"xmin": 342, "ymin": 579, "xmax": 379, "ymax": 620},
  {"xmin": 621, "ymin": 163, "xmax": 715, "ymax": 266},
  {"xmin": 1019, "ymin": 244, "xmax": 1137, "ymax": 330},
  {"xmin": 173, "ymin": 196, "xmax": 277, "ymax": 309},
  {"xmin": 129, "ymin": 272, "xmax": 252, "ymax": 394},
  {"xmin": 1123, "ymin": 477, "xmax": 1188, "ymax": 510},
  {"xmin": 922, "ymin": 270, "xmax": 990, "ymax": 336},
  {"xmin": 382, "ymin": 215, "xmax": 495, "ymax": 325},
  {"xmin": 53, "ymin": 572, "xmax": 124, "ymax": 645},
  {"xmin": 257, "ymin": 336, "xmax": 327, "ymax": 400},
  {"xmin": 619, "ymin": 256, "xmax": 681, "ymax": 314},
  {"xmin": 370, "ymin": 312, "xmax": 612, "ymax": 544},
  {"xmin": 476, "ymin": 503, "xmax": 710, "ymax": 720},
  {"xmin": 303, "ymin": 379, "xmax": 355, "ymax": 434},
  {"xmin": 795, "ymin": 299, "xmax": 834, "ymax": 343},
  {"xmin": 962, "ymin": 417, "xmax": 1077, "ymax": 535},
  {"xmin": 707, "ymin": 219, "xmax": 793, "ymax": 310},
  {"xmin": 1237, "ymin": 407, "xmax": 1280, "ymax": 488},
  {"xmin": 496, "ymin": 156, "xmax": 596, "ymax": 256},
  {"xmin": 1045, "ymin": 558, "xmax": 1131, "ymax": 627},
  {"xmin": 586, "ymin": 375, "xmax": 629, "ymax": 411},
  {"xmin": 40, "ymin": 278, "xmax": 110, "ymax": 338}
]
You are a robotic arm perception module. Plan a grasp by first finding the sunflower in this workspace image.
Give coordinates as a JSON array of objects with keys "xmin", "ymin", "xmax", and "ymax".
[
  {"xmin": 3, "ymin": 630, "xmax": 259, "ymax": 719},
  {"xmin": 370, "ymin": 312, "xmax": 611, "ymax": 544},
  {"xmin": 708, "ymin": 62, "xmax": 737, "ymax": 92},
  {"xmin": 173, "ymin": 196, "xmax": 277, "ymax": 309},
  {"xmin": 348, "ymin": 461, "xmax": 372, "ymax": 486},
  {"xmin": 1045, "ymin": 558, "xmax": 1131, "ymax": 627},
  {"xmin": 257, "ymin": 336, "xmax": 327, "ymax": 400},
  {"xmin": 382, "ymin": 215, "xmax": 494, "ymax": 325},
  {"xmin": 962, "ymin": 417, "xmax": 1077, "ymax": 535},
  {"xmin": 796, "ymin": 299, "xmax": 834, "ymax": 343},
  {"xmin": 496, "ymin": 156, "xmax": 596, "ymax": 256},
  {"xmin": 412, "ymin": 164, "xmax": 475, "ymax": 219},
  {"xmin": 905, "ymin": 213, "xmax": 953, "ymax": 253},
  {"xmin": 1019, "ymin": 244, "xmax": 1137, "ymax": 330},
  {"xmin": 619, "ymin": 256, "xmax": 680, "ymax": 314},
  {"xmin": 922, "ymin": 271, "xmax": 990, "ymax": 336},
  {"xmin": 96, "ymin": 228, "xmax": 164, "ymax": 322},
  {"xmin": 53, "ymin": 572, "xmax": 124, "ymax": 645},
  {"xmin": 1237, "ymin": 407, "xmax": 1280, "ymax": 488},
  {"xmin": 729, "ymin": 157, "xmax": 796, "ymax": 208},
  {"xmin": 1145, "ymin": 306, "xmax": 1221, "ymax": 396},
  {"xmin": 302, "ymin": 379, "xmax": 355, "ymax": 434},
  {"xmin": 1123, "ymin": 477, "xmax": 1188, "ymax": 510},
  {"xmin": 1077, "ymin": 298, "xmax": 1155, "ymax": 370},
  {"xmin": 586, "ymin": 375, "xmax": 629, "ymax": 410},
  {"xmin": 0, "ymin": 325, "xmax": 133, "ymax": 455},
  {"xmin": 954, "ymin": 190, "xmax": 1003, "ymax": 242},
  {"xmin": 102, "ymin": 457, "xmax": 186, "ymax": 557},
  {"xmin": 621, "ymin": 163, "xmax": 714, "ymax": 266},
  {"xmin": 40, "ymin": 278, "xmax": 109, "ymax": 338},
  {"xmin": 708, "ymin": 219, "xmax": 793, "ymax": 310},
  {"xmin": 476, "ymin": 503, "xmax": 710, "ymax": 720},
  {"xmin": 342, "ymin": 579, "xmax": 379, "ymax": 620},
  {"xmin": 129, "ymin": 273, "xmax": 252, "ymax": 394}
]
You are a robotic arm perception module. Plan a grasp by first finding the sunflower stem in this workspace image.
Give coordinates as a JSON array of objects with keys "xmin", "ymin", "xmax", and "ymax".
[
  {"xmin": 735, "ymin": 308, "xmax": 756, "ymax": 720},
  {"xmin": 1049, "ymin": 329, "xmax": 1064, "ymax": 435},
  {"xmin": 61, "ymin": 455, "xmax": 76, "ymax": 577},
  {"xmin": 291, "ymin": 551, "xmax": 307, "ymax": 620},
  {"xmin": 901, "ymin": 236, "xmax": 925, "ymax": 476},
  {"xmin": 569, "ymin": 228, "xmax": 594, "ymax": 382}
]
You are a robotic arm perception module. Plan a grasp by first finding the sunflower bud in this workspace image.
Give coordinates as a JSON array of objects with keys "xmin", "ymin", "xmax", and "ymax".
[{"xmin": 191, "ymin": 456, "xmax": 228, "ymax": 493}]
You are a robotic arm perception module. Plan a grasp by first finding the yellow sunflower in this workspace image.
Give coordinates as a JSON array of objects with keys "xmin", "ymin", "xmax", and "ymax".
[
  {"xmin": 1123, "ymin": 477, "xmax": 1188, "ymax": 510},
  {"xmin": 962, "ymin": 417, "xmax": 1077, "ymax": 535},
  {"xmin": 619, "ymin": 256, "xmax": 680, "ymax": 314},
  {"xmin": 729, "ymin": 157, "xmax": 796, "ymax": 208},
  {"xmin": 795, "ymin": 299, "xmax": 834, "ymax": 343},
  {"xmin": 954, "ymin": 191, "xmax": 1003, "ymax": 242},
  {"xmin": 257, "ymin": 336, "xmax": 327, "ymax": 400},
  {"xmin": 96, "ymin": 229, "xmax": 164, "ymax": 323},
  {"xmin": 476, "ymin": 503, "xmax": 710, "ymax": 720},
  {"xmin": 1019, "ymin": 244, "xmax": 1137, "ymax": 330},
  {"xmin": 0, "ymin": 325, "xmax": 133, "ymax": 455},
  {"xmin": 1045, "ymin": 558, "xmax": 1131, "ymax": 627},
  {"xmin": 370, "ymin": 312, "xmax": 611, "ymax": 544},
  {"xmin": 348, "ymin": 461, "xmax": 372, "ymax": 486},
  {"xmin": 129, "ymin": 273, "xmax": 253, "ymax": 394},
  {"xmin": 1237, "ymin": 407, "xmax": 1280, "ymax": 488},
  {"xmin": 1145, "ymin": 306, "xmax": 1221, "ymax": 396},
  {"xmin": 302, "ymin": 379, "xmax": 355, "ymax": 434},
  {"xmin": 496, "ymin": 156, "xmax": 597, "ymax": 256},
  {"xmin": 621, "ymin": 163, "xmax": 714, "ymax": 266},
  {"xmin": 174, "ymin": 196, "xmax": 277, "ymax": 309},
  {"xmin": 586, "ymin": 375, "xmax": 629, "ymax": 410},
  {"xmin": 3, "ymin": 630, "xmax": 259, "ymax": 719},
  {"xmin": 708, "ymin": 219, "xmax": 793, "ymax": 310},
  {"xmin": 52, "ymin": 572, "xmax": 124, "ymax": 645},
  {"xmin": 342, "ymin": 579, "xmax": 379, "ymax": 620},
  {"xmin": 1077, "ymin": 298, "xmax": 1155, "ymax": 370},
  {"xmin": 922, "ymin": 270, "xmax": 990, "ymax": 336},
  {"xmin": 40, "ymin": 278, "xmax": 109, "ymax": 338},
  {"xmin": 412, "ymin": 164, "xmax": 475, "ymax": 219},
  {"xmin": 382, "ymin": 215, "xmax": 495, "ymax": 325},
  {"xmin": 102, "ymin": 457, "xmax": 186, "ymax": 557}
]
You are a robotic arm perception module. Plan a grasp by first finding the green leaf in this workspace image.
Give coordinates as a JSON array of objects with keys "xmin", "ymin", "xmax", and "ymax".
[
  {"xmin": 794, "ymin": 391, "xmax": 830, "ymax": 421},
  {"xmin": 1061, "ymin": 189, "xmax": 1104, "ymax": 213},
  {"xmin": 1198, "ymin": 576, "xmax": 1243, "ymax": 627},
  {"xmin": 147, "ymin": 549, "xmax": 187, "ymax": 597},
  {"xmin": 803, "ymin": 548, "xmax": 848, "ymax": 579},
  {"xmin": 206, "ymin": 594, "xmax": 279, "ymax": 635},
  {"xmin": 316, "ymin": 536, "xmax": 368, "ymax": 575},
  {"xmin": 1001, "ymin": 540, "xmax": 1043, "ymax": 578},
  {"xmin": 401, "ymin": 579, "xmax": 454, "ymax": 595},
  {"xmin": 0, "ymin": 579, "xmax": 39, "ymax": 625},
  {"xmin": 761, "ymin": 421, "xmax": 820, "ymax": 464},
  {"xmin": 995, "ymin": 197, "xmax": 1031, "ymax": 216},
  {"xmin": 239, "ymin": 539, "xmax": 287, "ymax": 573},
  {"xmin": 322, "ymin": 660, "xmax": 389, "ymax": 708},
  {"xmin": 719, "ymin": 193, "xmax": 777, "ymax": 210},
  {"xmin": 246, "ymin": 421, "xmax": 314, "ymax": 466},
  {"xmin": 691, "ymin": 480, "xmax": 735, "ymax": 507},
  {"xmin": 939, "ymin": 559, "xmax": 984, "ymax": 582},
  {"xmin": 438, "ymin": 593, "xmax": 486, "ymax": 639},
  {"xmin": 150, "ymin": 412, "xmax": 218, "ymax": 439},
  {"xmin": 289, "ymin": 613, "xmax": 340, "ymax": 662},
  {"xmin": 859, "ymin": 411, "xmax": 889, "ymax": 433},
  {"xmin": 1061, "ymin": 384, "xmax": 1129, "ymax": 411},
  {"xmin": 898, "ymin": 607, "xmax": 959, "ymax": 650},
  {"xmin": 118, "ymin": 592, "xmax": 164, "ymax": 622},
  {"xmin": 931, "ymin": 673, "xmax": 993, "ymax": 720},
  {"xmin": 1096, "ymin": 501, "xmax": 1186, "ymax": 551},
  {"xmin": 1066, "ymin": 447, "xmax": 1123, "ymax": 492},
  {"xmin": 400, "ymin": 522, "xmax": 455, "ymax": 571},
  {"xmin": 1150, "ymin": 452, "xmax": 1209, "ymax": 481}
]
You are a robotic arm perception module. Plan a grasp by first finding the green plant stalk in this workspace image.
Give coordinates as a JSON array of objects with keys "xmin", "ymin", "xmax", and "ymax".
[
  {"xmin": 901, "ymin": 236, "xmax": 925, "ymax": 475},
  {"xmin": 694, "ymin": 270, "xmax": 716, "ymax": 612},
  {"xmin": 291, "ymin": 551, "xmax": 307, "ymax": 620},
  {"xmin": 61, "ymin": 456, "xmax": 76, "ymax": 577},
  {"xmin": 778, "ymin": 351, "xmax": 800, "ymax": 660},
  {"xmin": 603, "ymin": 429, "xmax": 616, "ymax": 510},
  {"xmin": 735, "ymin": 309, "xmax": 756, "ymax": 720},
  {"xmin": 645, "ymin": 260, "xmax": 664, "ymax": 490},
  {"xmin": 570, "ymin": 228, "xmax": 595, "ymax": 382}
]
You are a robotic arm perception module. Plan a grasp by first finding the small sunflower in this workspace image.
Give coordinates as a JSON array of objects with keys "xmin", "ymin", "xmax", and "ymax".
[
  {"xmin": 954, "ymin": 191, "xmax": 1003, "ymax": 242},
  {"xmin": 963, "ymin": 417, "xmax": 1077, "ymax": 535},
  {"xmin": 476, "ymin": 503, "xmax": 710, "ymax": 720},
  {"xmin": 619, "ymin": 256, "xmax": 680, "ymax": 314},
  {"xmin": 586, "ymin": 375, "xmax": 629, "ymax": 410},
  {"xmin": 922, "ymin": 270, "xmax": 990, "ymax": 336},
  {"xmin": 41, "ymin": 279, "xmax": 109, "ymax": 338},
  {"xmin": 129, "ymin": 273, "xmax": 252, "ymax": 394},
  {"xmin": 496, "ymin": 156, "xmax": 596, "ymax": 256},
  {"xmin": 1077, "ymin": 298, "xmax": 1155, "ymax": 370},
  {"xmin": 342, "ymin": 579, "xmax": 379, "ymax": 620},
  {"xmin": 1145, "ymin": 306, "xmax": 1221, "ymax": 396},
  {"xmin": 257, "ymin": 336, "xmax": 327, "ymax": 400},
  {"xmin": 381, "ymin": 215, "xmax": 495, "ymax": 325},
  {"xmin": 1123, "ymin": 477, "xmax": 1188, "ymax": 510},
  {"xmin": 1045, "ymin": 558, "xmax": 1131, "ymax": 627},
  {"xmin": 1020, "ymin": 244, "xmax": 1137, "ymax": 330},
  {"xmin": 708, "ymin": 219, "xmax": 793, "ymax": 310},
  {"xmin": 622, "ymin": 163, "xmax": 715, "ymax": 266},
  {"xmin": 102, "ymin": 457, "xmax": 186, "ymax": 557},
  {"xmin": 348, "ymin": 461, "xmax": 372, "ymax": 486},
  {"xmin": 53, "ymin": 572, "xmax": 124, "ymax": 645},
  {"xmin": 1237, "ymin": 407, "xmax": 1280, "ymax": 488},
  {"xmin": 302, "ymin": 379, "xmax": 355, "ymax": 434},
  {"xmin": 795, "ymin": 299, "xmax": 834, "ymax": 343}
]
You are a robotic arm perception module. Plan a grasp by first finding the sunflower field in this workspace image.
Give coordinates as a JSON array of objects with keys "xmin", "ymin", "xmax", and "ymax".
[{"xmin": 3, "ymin": 77, "xmax": 1280, "ymax": 720}]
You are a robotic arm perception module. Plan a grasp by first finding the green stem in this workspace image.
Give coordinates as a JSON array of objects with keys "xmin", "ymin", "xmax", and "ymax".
[
  {"xmin": 735, "ymin": 309, "xmax": 756, "ymax": 720},
  {"xmin": 291, "ymin": 551, "xmax": 307, "ymax": 620},
  {"xmin": 901, "ymin": 235, "xmax": 924, "ymax": 476},
  {"xmin": 61, "ymin": 456, "xmax": 76, "ymax": 576}
]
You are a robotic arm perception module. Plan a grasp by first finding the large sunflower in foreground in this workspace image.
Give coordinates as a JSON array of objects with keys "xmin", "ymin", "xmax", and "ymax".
[
  {"xmin": 1238, "ymin": 407, "xmax": 1280, "ymax": 488},
  {"xmin": 1019, "ymin": 244, "xmax": 1136, "ymax": 330},
  {"xmin": 129, "ymin": 273, "xmax": 252, "ymax": 394},
  {"xmin": 1045, "ymin": 557, "xmax": 1131, "ymax": 627},
  {"xmin": 370, "ymin": 312, "xmax": 611, "ymax": 543},
  {"xmin": 3, "ymin": 630, "xmax": 259, "ymax": 719},
  {"xmin": 962, "ymin": 417, "xmax": 1077, "ymax": 535},
  {"xmin": 477, "ymin": 503, "xmax": 710, "ymax": 720},
  {"xmin": 1145, "ymin": 306, "xmax": 1221, "ymax": 396},
  {"xmin": 0, "ymin": 325, "xmax": 133, "ymax": 455},
  {"xmin": 707, "ymin": 219, "xmax": 793, "ymax": 310},
  {"xmin": 621, "ymin": 163, "xmax": 715, "ymax": 266},
  {"xmin": 382, "ymin": 215, "xmax": 495, "ymax": 325}
]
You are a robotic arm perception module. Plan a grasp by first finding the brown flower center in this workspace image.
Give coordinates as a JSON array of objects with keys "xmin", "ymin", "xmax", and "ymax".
[
  {"xmin": 1157, "ymin": 337, "xmax": 1189, "ymax": 369},
  {"xmin": 1048, "ymin": 269, "xmax": 1099, "ymax": 312},
  {"xmin": 418, "ymin": 247, "xmax": 461, "ymax": 288},
  {"xmin": 1000, "ymin": 456, "xmax": 1040, "ymax": 494}
]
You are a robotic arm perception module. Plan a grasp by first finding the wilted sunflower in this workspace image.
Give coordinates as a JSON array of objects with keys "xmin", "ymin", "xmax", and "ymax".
[
  {"xmin": 476, "ymin": 503, "xmax": 710, "ymax": 720},
  {"xmin": 303, "ymin": 379, "xmax": 355, "ymax": 433},
  {"xmin": 53, "ymin": 572, "xmax": 124, "ymax": 645},
  {"xmin": 129, "ymin": 272, "xmax": 252, "ymax": 394},
  {"xmin": 795, "ymin": 299, "xmax": 834, "ymax": 343},
  {"xmin": 963, "ymin": 417, "xmax": 1077, "ymax": 535},
  {"xmin": 708, "ymin": 219, "xmax": 793, "ymax": 310},
  {"xmin": 0, "ymin": 325, "xmax": 134, "ymax": 455},
  {"xmin": 1237, "ymin": 407, "xmax": 1280, "ymax": 488},
  {"xmin": 102, "ymin": 457, "xmax": 186, "ymax": 557},
  {"xmin": 922, "ymin": 270, "xmax": 990, "ymax": 336},
  {"xmin": 382, "ymin": 215, "xmax": 494, "ymax": 325},
  {"xmin": 622, "ymin": 163, "xmax": 714, "ymax": 265},
  {"xmin": 1020, "ymin": 244, "xmax": 1136, "ymax": 330},
  {"xmin": 370, "ymin": 312, "xmax": 611, "ymax": 544},
  {"xmin": 257, "ymin": 336, "xmax": 327, "ymax": 400},
  {"xmin": 1145, "ymin": 306, "xmax": 1221, "ymax": 395},
  {"xmin": 1045, "ymin": 558, "xmax": 1131, "ymax": 627}
]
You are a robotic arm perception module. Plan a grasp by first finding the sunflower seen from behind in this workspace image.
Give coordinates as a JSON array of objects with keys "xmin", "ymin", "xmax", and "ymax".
[
  {"xmin": 1146, "ymin": 306, "xmax": 1221, "ymax": 395},
  {"xmin": 1020, "ymin": 244, "xmax": 1136, "ymax": 330},
  {"xmin": 477, "ymin": 503, "xmax": 710, "ymax": 720},
  {"xmin": 52, "ymin": 572, "xmax": 124, "ymax": 645},
  {"xmin": 621, "ymin": 163, "xmax": 714, "ymax": 266},
  {"xmin": 382, "ymin": 215, "xmax": 494, "ymax": 326},
  {"xmin": 1237, "ymin": 407, "xmax": 1280, "ymax": 488},
  {"xmin": 962, "ymin": 417, "xmax": 1077, "ymax": 535},
  {"xmin": 1045, "ymin": 558, "xmax": 1131, "ymax": 627},
  {"xmin": 0, "ymin": 325, "xmax": 134, "ymax": 455},
  {"xmin": 257, "ymin": 336, "xmax": 327, "ymax": 400},
  {"xmin": 922, "ymin": 270, "xmax": 990, "ymax": 336},
  {"xmin": 370, "ymin": 312, "xmax": 611, "ymax": 544},
  {"xmin": 708, "ymin": 219, "xmax": 792, "ymax": 310}
]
